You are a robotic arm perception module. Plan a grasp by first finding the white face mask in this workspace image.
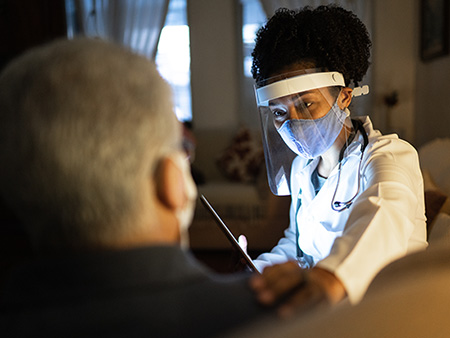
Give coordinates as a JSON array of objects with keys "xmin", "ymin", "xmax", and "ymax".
[
  {"xmin": 169, "ymin": 152, "xmax": 197, "ymax": 249},
  {"xmin": 277, "ymin": 101, "xmax": 349, "ymax": 159}
]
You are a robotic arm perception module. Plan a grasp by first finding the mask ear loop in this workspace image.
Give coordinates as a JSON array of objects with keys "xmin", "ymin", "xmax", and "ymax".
[
  {"xmin": 336, "ymin": 83, "xmax": 353, "ymax": 160},
  {"xmin": 168, "ymin": 151, "xmax": 198, "ymax": 248},
  {"xmin": 341, "ymin": 106, "xmax": 353, "ymax": 160}
]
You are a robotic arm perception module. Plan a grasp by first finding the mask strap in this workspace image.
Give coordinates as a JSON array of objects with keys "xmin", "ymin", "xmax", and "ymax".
[
  {"xmin": 338, "ymin": 124, "xmax": 357, "ymax": 163},
  {"xmin": 167, "ymin": 151, "xmax": 198, "ymax": 249}
]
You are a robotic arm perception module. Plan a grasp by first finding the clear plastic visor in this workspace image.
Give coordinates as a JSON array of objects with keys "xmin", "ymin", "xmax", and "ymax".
[{"xmin": 255, "ymin": 69, "xmax": 347, "ymax": 195}]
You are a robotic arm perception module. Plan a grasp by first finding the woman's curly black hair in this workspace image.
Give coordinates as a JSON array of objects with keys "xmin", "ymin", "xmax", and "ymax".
[{"xmin": 251, "ymin": 5, "xmax": 371, "ymax": 87}]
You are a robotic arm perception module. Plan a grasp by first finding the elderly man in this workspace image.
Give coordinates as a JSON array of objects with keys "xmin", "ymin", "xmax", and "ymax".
[{"xmin": 0, "ymin": 38, "xmax": 268, "ymax": 337}]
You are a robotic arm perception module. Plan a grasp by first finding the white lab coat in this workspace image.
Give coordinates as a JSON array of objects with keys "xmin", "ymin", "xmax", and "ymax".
[{"xmin": 254, "ymin": 116, "xmax": 428, "ymax": 303}]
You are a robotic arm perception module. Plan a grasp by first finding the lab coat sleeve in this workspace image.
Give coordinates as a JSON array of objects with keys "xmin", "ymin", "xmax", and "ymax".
[
  {"xmin": 317, "ymin": 138, "xmax": 427, "ymax": 304},
  {"xmin": 253, "ymin": 200, "xmax": 299, "ymax": 272}
]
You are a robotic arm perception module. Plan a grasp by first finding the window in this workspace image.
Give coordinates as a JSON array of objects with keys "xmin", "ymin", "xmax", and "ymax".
[
  {"xmin": 238, "ymin": 0, "xmax": 267, "ymax": 128},
  {"xmin": 155, "ymin": 0, "xmax": 192, "ymax": 122},
  {"xmin": 65, "ymin": 0, "xmax": 192, "ymax": 122},
  {"xmin": 241, "ymin": 0, "xmax": 266, "ymax": 78}
]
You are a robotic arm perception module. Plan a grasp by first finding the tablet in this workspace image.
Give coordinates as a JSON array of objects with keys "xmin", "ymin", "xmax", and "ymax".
[{"xmin": 199, "ymin": 194, "xmax": 259, "ymax": 273}]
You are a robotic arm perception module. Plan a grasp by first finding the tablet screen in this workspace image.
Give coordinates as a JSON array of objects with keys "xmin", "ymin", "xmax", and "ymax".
[{"xmin": 199, "ymin": 195, "xmax": 259, "ymax": 273}]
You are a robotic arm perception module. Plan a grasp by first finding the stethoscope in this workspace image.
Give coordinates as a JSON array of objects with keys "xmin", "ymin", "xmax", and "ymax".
[
  {"xmin": 330, "ymin": 119, "xmax": 369, "ymax": 212},
  {"xmin": 294, "ymin": 119, "xmax": 368, "ymax": 266}
]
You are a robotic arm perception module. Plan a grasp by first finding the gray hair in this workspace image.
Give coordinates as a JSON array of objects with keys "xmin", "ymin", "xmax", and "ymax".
[{"xmin": 0, "ymin": 38, "xmax": 180, "ymax": 251}]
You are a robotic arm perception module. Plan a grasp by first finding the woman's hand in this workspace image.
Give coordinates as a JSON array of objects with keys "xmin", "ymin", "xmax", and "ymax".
[{"xmin": 250, "ymin": 261, "xmax": 346, "ymax": 317}]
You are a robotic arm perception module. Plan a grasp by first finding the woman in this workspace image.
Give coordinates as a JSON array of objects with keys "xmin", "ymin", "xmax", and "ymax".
[{"xmin": 248, "ymin": 5, "xmax": 427, "ymax": 313}]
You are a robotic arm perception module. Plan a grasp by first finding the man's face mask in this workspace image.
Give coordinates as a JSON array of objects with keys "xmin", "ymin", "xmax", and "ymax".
[{"xmin": 168, "ymin": 152, "xmax": 197, "ymax": 249}]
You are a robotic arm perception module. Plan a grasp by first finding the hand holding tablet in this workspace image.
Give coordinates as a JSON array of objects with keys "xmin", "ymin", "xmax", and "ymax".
[{"xmin": 199, "ymin": 195, "xmax": 259, "ymax": 274}]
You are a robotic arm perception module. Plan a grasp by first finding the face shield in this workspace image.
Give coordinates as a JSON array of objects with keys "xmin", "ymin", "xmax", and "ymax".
[{"xmin": 255, "ymin": 69, "xmax": 349, "ymax": 195}]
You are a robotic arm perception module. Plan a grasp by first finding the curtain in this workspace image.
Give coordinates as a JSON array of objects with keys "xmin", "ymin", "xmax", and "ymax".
[{"xmin": 74, "ymin": 0, "xmax": 170, "ymax": 60}]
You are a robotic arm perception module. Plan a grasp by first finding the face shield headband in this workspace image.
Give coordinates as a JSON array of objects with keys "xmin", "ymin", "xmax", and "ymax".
[
  {"xmin": 255, "ymin": 70, "xmax": 368, "ymax": 195},
  {"xmin": 255, "ymin": 71, "xmax": 346, "ymax": 106}
]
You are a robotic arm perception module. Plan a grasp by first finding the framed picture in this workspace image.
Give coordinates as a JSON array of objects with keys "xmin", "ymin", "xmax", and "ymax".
[{"xmin": 420, "ymin": 0, "xmax": 449, "ymax": 61}]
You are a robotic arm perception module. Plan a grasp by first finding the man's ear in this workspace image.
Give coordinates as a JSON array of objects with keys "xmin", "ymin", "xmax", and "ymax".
[
  {"xmin": 338, "ymin": 87, "xmax": 353, "ymax": 110},
  {"xmin": 154, "ymin": 156, "xmax": 185, "ymax": 211}
]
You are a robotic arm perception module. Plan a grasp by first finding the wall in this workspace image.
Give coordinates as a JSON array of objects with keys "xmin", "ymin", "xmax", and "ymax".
[
  {"xmin": 415, "ymin": 38, "xmax": 450, "ymax": 146},
  {"xmin": 346, "ymin": 0, "xmax": 450, "ymax": 147},
  {"xmin": 188, "ymin": 0, "xmax": 241, "ymax": 131},
  {"xmin": 371, "ymin": 0, "xmax": 417, "ymax": 143},
  {"xmin": 188, "ymin": 0, "xmax": 253, "ymax": 182},
  {"xmin": 0, "ymin": 0, "xmax": 67, "ymax": 71}
]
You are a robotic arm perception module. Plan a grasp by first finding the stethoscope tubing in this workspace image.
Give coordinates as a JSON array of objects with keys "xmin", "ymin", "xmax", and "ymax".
[{"xmin": 330, "ymin": 119, "xmax": 369, "ymax": 212}]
